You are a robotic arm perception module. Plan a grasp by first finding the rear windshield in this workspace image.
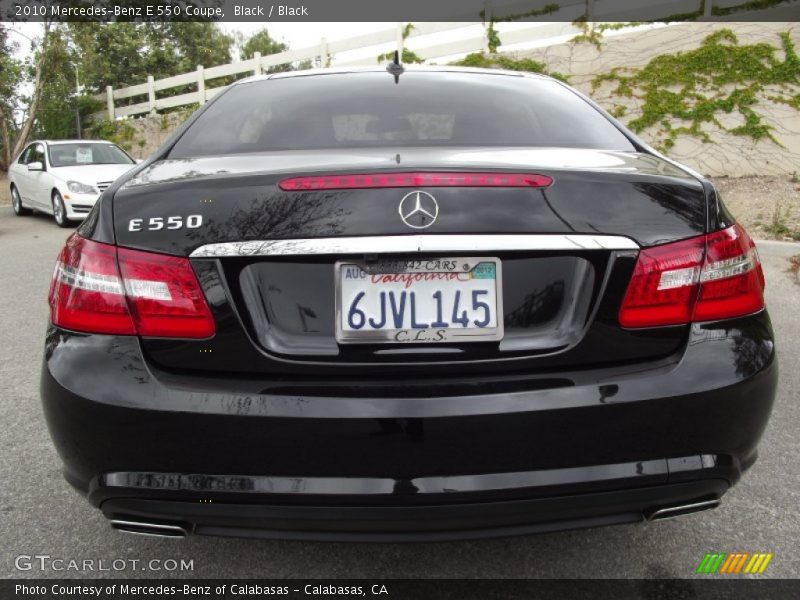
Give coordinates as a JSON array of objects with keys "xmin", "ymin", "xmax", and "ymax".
[{"xmin": 169, "ymin": 71, "xmax": 635, "ymax": 157}]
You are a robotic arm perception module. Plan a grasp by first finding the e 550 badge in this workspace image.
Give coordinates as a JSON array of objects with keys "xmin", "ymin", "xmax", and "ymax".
[{"xmin": 128, "ymin": 215, "xmax": 203, "ymax": 232}]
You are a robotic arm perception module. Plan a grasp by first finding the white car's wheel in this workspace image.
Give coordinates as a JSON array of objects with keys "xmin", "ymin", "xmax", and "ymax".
[
  {"xmin": 52, "ymin": 191, "xmax": 72, "ymax": 228},
  {"xmin": 11, "ymin": 185, "xmax": 32, "ymax": 216}
]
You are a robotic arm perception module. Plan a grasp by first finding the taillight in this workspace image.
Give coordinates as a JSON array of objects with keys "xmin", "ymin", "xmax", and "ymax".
[
  {"xmin": 49, "ymin": 235, "xmax": 135, "ymax": 335},
  {"xmin": 617, "ymin": 236, "xmax": 705, "ymax": 328},
  {"xmin": 49, "ymin": 234, "xmax": 214, "ymax": 338},
  {"xmin": 619, "ymin": 224, "xmax": 765, "ymax": 328},
  {"xmin": 117, "ymin": 247, "xmax": 216, "ymax": 338},
  {"xmin": 279, "ymin": 172, "xmax": 553, "ymax": 190},
  {"xmin": 694, "ymin": 225, "xmax": 766, "ymax": 322}
]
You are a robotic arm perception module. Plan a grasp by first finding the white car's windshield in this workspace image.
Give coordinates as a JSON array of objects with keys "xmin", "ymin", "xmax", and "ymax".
[{"xmin": 48, "ymin": 143, "xmax": 135, "ymax": 168}]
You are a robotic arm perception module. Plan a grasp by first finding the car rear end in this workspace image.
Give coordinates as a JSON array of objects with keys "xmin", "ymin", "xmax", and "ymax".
[{"xmin": 40, "ymin": 69, "xmax": 777, "ymax": 540}]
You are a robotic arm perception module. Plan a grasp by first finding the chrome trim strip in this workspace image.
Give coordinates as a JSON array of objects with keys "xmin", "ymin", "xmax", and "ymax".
[
  {"xmin": 647, "ymin": 499, "xmax": 720, "ymax": 521},
  {"xmin": 189, "ymin": 234, "xmax": 639, "ymax": 258},
  {"xmin": 110, "ymin": 519, "xmax": 189, "ymax": 537},
  {"xmin": 104, "ymin": 460, "xmax": 664, "ymax": 495}
]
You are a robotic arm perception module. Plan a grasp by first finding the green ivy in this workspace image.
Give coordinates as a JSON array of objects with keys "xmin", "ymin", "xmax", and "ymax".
[
  {"xmin": 609, "ymin": 105, "xmax": 628, "ymax": 118},
  {"xmin": 486, "ymin": 22, "xmax": 502, "ymax": 54},
  {"xmin": 377, "ymin": 48, "xmax": 424, "ymax": 64},
  {"xmin": 480, "ymin": 3, "xmax": 560, "ymax": 53},
  {"xmin": 571, "ymin": 22, "xmax": 644, "ymax": 49},
  {"xmin": 77, "ymin": 95, "xmax": 104, "ymax": 119},
  {"xmin": 591, "ymin": 29, "xmax": 800, "ymax": 152},
  {"xmin": 658, "ymin": 1, "xmax": 790, "ymax": 28},
  {"xmin": 88, "ymin": 118, "xmax": 137, "ymax": 150},
  {"xmin": 172, "ymin": 103, "xmax": 200, "ymax": 121},
  {"xmin": 712, "ymin": 0, "xmax": 790, "ymax": 16},
  {"xmin": 152, "ymin": 103, "xmax": 200, "ymax": 135},
  {"xmin": 450, "ymin": 52, "xmax": 568, "ymax": 82},
  {"xmin": 377, "ymin": 24, "xmax": 424, "ymax": 64},
  {"xmin": 480, "ymin": 4, "xmax": 560, "ymax": 25}
]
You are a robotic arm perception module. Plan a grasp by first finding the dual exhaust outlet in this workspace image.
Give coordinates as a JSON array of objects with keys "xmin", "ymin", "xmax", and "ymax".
[
  {"xmin": 108, "ymin": 498, "xmax": 721, "ymax": 538},
  {"xmin": 645, "ymin": 498, "xmax": 721, "ymax": 521},
  {"xmin": 110, "ymin": 519, "xmax": 190, "ymax": 538}
]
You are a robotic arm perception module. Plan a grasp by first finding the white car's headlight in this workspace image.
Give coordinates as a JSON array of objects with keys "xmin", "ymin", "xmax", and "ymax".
[{"xmin": 67, "ymin": 181, "xmax": 97, "ymax": 194}]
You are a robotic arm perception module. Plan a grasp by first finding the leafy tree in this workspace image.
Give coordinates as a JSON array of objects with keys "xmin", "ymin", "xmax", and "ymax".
[
  {"xmin": 1, "ymin": 20, "xmax": 316, "ymax": 168},
  {"xmin": 151, "ymin": 23, "xmax": 234, "ymax": 74},
  {"xmin": 0, "ymin": 26, "xmax": 24, "ymax": 168},
  {"xmin": 236, "ymin": 27, "xmax": 311, "ymax": 74},
  {"xmin": 34, "ymin": 26, "xmax": 79, "ymax": 140},
  {"xmin": 238, "ymin": 27, "xmax": 287, "ymax": 61},
  {"xmin": 69, "ymin": 23, "xmax": 137, "ymax": 92},
  {"xmin": 68, "ymin": 22, "xmax": 234, "ymax": 94},
  {"xmin": 0, "ymin": 22, "xmax": 60, "ymax": 169}
]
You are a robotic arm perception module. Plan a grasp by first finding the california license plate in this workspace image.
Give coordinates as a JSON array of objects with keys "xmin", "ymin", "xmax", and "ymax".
[{"xmin": 336, "ymin": 258, "xmax": 503, "ymax": 344}]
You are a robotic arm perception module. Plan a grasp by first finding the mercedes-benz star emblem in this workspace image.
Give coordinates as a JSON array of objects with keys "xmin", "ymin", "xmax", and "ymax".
[{"xmin": 398, "ymin": 191, "xmax": 439, "ymax": 229}]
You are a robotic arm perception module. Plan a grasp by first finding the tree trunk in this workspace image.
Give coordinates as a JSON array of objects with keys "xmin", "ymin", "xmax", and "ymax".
[
  {"xmin": 10, "ymin": 22, "xmax": 52, "ymax": 161},
  {"xmin": 0, "ymin": 106, "xmax": 12, "ymax": 170}
]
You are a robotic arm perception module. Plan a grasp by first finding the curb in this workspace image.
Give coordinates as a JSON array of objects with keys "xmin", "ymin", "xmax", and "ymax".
[
  {"xmin": 754, "ymin": 239, "xmax": 800, "ymax": 259},
  {"xmin": 754, "ymin": 239, "xmax": 800, "ymax": 248}
]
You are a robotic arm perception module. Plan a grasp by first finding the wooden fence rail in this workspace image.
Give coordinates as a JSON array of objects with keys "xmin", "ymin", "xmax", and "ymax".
[{"xmin": 93, "ymin": 0, "xmax": 745, "ymax": 121}]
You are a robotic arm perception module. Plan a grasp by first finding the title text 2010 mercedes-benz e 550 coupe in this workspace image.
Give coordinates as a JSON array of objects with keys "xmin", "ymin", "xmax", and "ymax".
[{"xmin": 41, "ymin": 67, "xmax": 777, "ymax": 541}]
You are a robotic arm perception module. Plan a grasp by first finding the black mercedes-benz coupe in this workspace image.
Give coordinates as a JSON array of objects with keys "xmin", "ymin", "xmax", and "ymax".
[{"xmin": 41, "ymin": 67, "xmax": 777, "ymax": 541}]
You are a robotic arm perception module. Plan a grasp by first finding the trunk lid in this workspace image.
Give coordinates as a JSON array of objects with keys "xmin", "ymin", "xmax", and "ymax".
[
  {"xmin": 111, "ymin": 148, "xmax": 705, "ymax": 376},
  {"xmin": 115, "ymin": 148, "xmax": 704, "ymax": 253}
]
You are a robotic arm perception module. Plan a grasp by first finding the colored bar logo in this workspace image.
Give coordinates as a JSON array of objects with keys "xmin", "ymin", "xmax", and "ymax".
[{"xmin": 696, "ymin": 553, "xmax": 773, "ymax": 574}]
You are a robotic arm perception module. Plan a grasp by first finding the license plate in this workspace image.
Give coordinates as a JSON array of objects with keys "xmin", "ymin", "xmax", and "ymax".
[{"xmin": 335, "ymin": 257, "xmax": 503, "ymax": 344}]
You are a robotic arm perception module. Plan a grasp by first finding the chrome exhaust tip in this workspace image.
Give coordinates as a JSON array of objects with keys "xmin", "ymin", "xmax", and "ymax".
[
  {"xmin": 646, "ymin": 498, "xmax": 721, "ymax": 521},
  {"xmin": 110, "ymin": 518, "xmax": 190, "ymax": 538}
]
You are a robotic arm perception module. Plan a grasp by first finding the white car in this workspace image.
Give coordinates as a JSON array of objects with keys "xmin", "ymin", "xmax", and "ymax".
[{"xmin": 8, "ymin": 139, "xmax": 137, "ymax": 227}]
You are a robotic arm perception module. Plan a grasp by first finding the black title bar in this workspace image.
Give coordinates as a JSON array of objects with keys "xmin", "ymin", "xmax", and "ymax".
[
  {"xmin": 4, "ymin": 579, "xmax": 800, "ymax": 600},
  {"xmin": 1, "ymin": 0, "xmax": 799, "ymax": 22}
]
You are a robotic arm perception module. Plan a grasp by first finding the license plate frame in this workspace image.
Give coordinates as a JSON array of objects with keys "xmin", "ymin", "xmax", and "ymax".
[{"xmin": 335, "ymin": 257, "xmax": 504, "ymax": 344}]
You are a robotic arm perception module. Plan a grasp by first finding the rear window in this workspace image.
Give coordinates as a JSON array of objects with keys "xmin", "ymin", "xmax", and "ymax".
[{"xmin": 169, "ymin": 72, "xmax": 635, "ymax": 157}]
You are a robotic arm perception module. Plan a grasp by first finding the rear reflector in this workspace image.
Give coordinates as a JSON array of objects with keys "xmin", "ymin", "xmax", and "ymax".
[
  {"xmin": 619, "ymin": 224, "xmax": 765, "ymax": 328},
  {"xmin": 279, "ymin": 172, "xmax": 553, "ymax": 191},
  {"xmin": 49, "ymin": 234, "xmax": 214, "ymax": 338}
]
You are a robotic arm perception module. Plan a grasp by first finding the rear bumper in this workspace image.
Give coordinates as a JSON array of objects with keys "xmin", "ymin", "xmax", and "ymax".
[
  {"xmin": 40, "ymin": 312, "xmax": 778, "ymax": 540},
  {"xmin": 101, "ymin": 480, "xmax": 727, "ymax": 542}
]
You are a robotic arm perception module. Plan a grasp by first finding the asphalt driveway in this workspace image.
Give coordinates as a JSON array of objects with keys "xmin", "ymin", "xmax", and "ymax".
[{"xmin": 1, "ymin": 208, "xmax": 798, "ymax": 579}]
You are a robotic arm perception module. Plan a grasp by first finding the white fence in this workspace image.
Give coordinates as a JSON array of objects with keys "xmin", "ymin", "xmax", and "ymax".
[
  {"xmin": 98, "ymin": 21, "xmax": 482, "ymax": 120},
  {"xmin": 92, "ymin": 0, "xmax": 765, "ymax": 121}
]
